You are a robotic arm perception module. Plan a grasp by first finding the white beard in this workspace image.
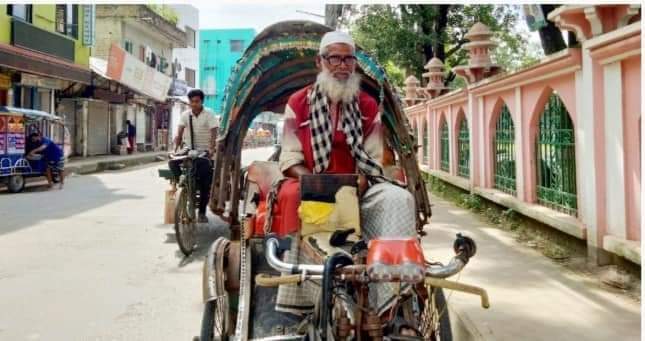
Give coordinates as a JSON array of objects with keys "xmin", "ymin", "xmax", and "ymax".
[{"xmin": 315, "ymin": 69, "xmax": 361, "ymax": 104}]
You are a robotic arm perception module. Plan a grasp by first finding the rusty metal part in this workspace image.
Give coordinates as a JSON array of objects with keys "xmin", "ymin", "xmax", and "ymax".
[
  {"xmin": 225, "ymin": 241, "xmax": 241, "ymax": 291},
  {"xmin": 425, "ymin": 277, "xmax": 490, "ymax": 309},
  {"xmin": 362, "ymin": 311, "xmax": 383, "ymax": 340},
  {"xmin": 337, "ymin": 316, "xmax": 352, "ymax": 339}
]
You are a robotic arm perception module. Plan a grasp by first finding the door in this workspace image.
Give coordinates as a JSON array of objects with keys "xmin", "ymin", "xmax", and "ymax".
[{"xmin": 87, "ymin": 100, "xmax": 109, "ymax": 156}]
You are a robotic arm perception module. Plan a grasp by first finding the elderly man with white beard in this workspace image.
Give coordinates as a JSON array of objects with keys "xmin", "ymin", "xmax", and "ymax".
[{"xmin": 273, "ymin": 31, "xmax": 418, "ymax": 324}]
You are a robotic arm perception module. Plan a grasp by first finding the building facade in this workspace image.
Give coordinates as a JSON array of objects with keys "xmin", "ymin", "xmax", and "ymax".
[
  {"xmin": 199, "ymin": 28, "xmax": 255, "ymax": 114},
  {"xmin": 404, "ymin": 5, "xmax": 641, "ymax": 266},
  {"xmin": 88, "ymin": 5, "xmax": 186, "ymax": 154},
  {"xmin": 0, "ymin": 4, "xmax": 93, "ymax": 110},
  {"xmin": 170, "ymin": 4, "xmax": 199, "ymax": 91}
]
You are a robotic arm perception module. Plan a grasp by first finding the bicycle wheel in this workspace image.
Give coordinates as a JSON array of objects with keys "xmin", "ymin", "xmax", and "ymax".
[
  {"xmin": 419, "ymin": 286, "xmax": 452, "ymax": 341},
  {"xmin": 175, "ymin": 187, "xmax": 196, "ymax": 256}
]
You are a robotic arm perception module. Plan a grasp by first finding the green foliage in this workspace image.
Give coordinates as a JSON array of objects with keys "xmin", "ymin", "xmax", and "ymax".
[
  {"xmin": 147, "ymin": 4, "xmax": 179, "ymax": 25},
  {"xmin": 383, "ymin": 60, "xmax": 406, "ymax": 90},
  {"xmin": 460, "ymin": 194, "xmax": 483, "ymax": 212},
  {"xmin": 350, "ymin": 5, "xmax": 541, "ymax": 87}
]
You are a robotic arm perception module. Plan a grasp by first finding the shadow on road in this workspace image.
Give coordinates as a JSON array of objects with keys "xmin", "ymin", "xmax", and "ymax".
[
  {"xmin": 158, "ymin": 215, "xmax": 232, "ymax": 267},
  {"xmin": 0, "ymin": 173, "xmax": 144, "ymax": 236}
]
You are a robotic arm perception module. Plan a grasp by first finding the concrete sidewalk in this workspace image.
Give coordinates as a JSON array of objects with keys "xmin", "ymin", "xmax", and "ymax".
[
  {"xmin": 66, "ymin": 152, "xmax": 167, "ymax": 175},
  {"xmin": 421, "ymin": 193, "xmax": 641, "ymax": 341}
]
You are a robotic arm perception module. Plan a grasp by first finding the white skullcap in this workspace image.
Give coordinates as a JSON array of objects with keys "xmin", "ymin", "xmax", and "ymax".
[{"xmin": 319, "ymin": 31, "xmax": 355, "ymax": 54}]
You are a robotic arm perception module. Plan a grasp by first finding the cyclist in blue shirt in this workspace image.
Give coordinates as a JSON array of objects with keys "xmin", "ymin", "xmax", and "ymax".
[{"xmin": 28, "ymin": 132, "xmax": 65, "ymax": 189}]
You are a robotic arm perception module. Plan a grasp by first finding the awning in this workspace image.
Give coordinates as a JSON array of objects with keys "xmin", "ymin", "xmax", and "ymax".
[
  {"xmin": 0, "ymin": 106, "xmax": 62, "ymax": 121},
  {"xmin": 0, "ymin": 42, "xmax": 91, "ymax": 84}
]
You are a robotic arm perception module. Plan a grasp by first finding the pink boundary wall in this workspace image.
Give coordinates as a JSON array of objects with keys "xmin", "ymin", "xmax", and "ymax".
[{"xmin": 405, "ymin": 16, "xmax": 641, "ymax": 264}]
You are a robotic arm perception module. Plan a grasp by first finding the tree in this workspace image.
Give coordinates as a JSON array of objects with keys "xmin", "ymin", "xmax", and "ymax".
[
  {"xmin": 350, "ymin": 5, "xmax": 535, "ymax": 88},
  {"xmin": 537, "ymin": 5, "xmax": 568, "ymax": 54}
]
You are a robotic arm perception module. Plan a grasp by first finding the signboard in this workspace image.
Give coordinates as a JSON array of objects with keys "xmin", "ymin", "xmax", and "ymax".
[
  {"xmin": 0, "ymin": 117, "xmax": 6, "ymax": 153},
  {"xmin": 106, "ymin": 44, "xmax": 172, "ymax": 102},
  {"xmin": 21, "ymin": 73, "xmax": 65, "ymax": 90},
  {"xmin": 168, "ymin": 78, "xmax": 188, "ymax": 96},
  {"xmin": 523, "ymin": 5, "xmax": 547, "ymax": 32},
  {"xmin": 0, "ymin": 74, "xmax": 10, "ymax": 90},
  {"xmin": 6, "ymin": 116, "xmax": 25, "ymax": 154},
  {"xmin": 82, "ymin": 5, "xmax": 96, "ymax": 47}
]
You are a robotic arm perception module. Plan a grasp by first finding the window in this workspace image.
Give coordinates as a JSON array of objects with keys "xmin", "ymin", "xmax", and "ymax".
[
  {"xmin": 185, "ymin": 68, "xmax": 195, "ymax": 88},
  {"xmin": 124, "ymin": 40, "xmax": 133, "ymax": 54},
  {"xmin": 185, "ymin": 26, "xmax": 196, "ymax": 48},
  {"xmin": 55, "ymin": 5, "xmax": 78, "ymax": 38},
  {"xmin": 7, "ymin": 4, "xmax": 32, "ymax": 22},
  {"xmin": 440, "ymin": 118, "xmax": 449, "ymax": 172},
  {"xmin": 536, "ymin": 93, "xmax": 577, "ymax": 216},
  {"xmin": 230, "ymin": 40, "xmax": 244, "ymax": 52},
  {"xmin": 457, "ymin": 117, "xmax": 469, "ymax": 178},
  {"xmin": 494, "ymin": 104, "xmax": 517, "ymax": 195}
]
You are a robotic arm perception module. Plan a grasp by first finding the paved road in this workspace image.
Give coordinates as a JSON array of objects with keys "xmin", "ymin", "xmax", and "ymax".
[{"xmin": 0, "ymin": 147, "xmax": 274, "ymax": 341}]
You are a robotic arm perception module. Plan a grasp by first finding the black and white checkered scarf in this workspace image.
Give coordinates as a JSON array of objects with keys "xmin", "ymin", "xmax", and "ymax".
[{"xmin": 308, "ymin": 83, "xmax": 384, "ymax": 176}]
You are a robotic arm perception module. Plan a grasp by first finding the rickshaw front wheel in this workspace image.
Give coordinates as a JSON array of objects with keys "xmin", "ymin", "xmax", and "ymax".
[{"xmin": 7, "ymin": 175, "xmax": 25, "ymax": 193}]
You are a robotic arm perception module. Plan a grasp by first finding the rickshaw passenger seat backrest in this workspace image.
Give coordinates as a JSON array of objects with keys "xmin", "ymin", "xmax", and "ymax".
[{"xmin": 246, "ymin": 161, "xmax": 283, "ymax": 200}]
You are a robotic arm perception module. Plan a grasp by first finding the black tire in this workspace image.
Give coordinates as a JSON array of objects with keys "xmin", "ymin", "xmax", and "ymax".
[
  {"xmin": 175, "ymin": 188, "xmax": 196, "ymax": 256},
  {"xmin": 200, "ymin": 237, "xmax": 232, "ymax": 341},
  {"xmin": 200, "ymin": 300, "xmax": 216, "ymax": 341},
  {"xmin": 7, "ymin": 175, "xmax": 25, "ymax": 193},
  {"xmin": 434, "ymin": 288, "xmax": 452, "ymax": 340},
  {"xmin": 422, "ymin": 287, "xmax": 452, "ymax": 341}
]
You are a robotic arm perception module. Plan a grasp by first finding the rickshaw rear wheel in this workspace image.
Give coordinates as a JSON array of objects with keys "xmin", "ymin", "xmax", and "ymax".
[
  {"xmin": 175, "ymin": 188, "xmax": 196, "ymax": 256},
  {"xmin": 200, "ymin": 237, "xmax": 238, "ymax": 341},
  {"xmin": 419, "ymin": 287, "xmax": 452, "ymax": 341},
  {"xmin": 7, "ymin": 175, "xmax": 25, "ymax": 193}
]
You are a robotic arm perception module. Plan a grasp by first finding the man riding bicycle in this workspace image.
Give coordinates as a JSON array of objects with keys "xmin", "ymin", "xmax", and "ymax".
[{"xmin": 169, "ymin": 89, "xmax": 220, "ymax": 223}]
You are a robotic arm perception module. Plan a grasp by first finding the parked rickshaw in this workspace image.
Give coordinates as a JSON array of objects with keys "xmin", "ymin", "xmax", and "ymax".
[
  {"xmin": 0, "ymin": 106, "xmax": 69, "ymax": 193},
  {"xmin": 200, "ymin": 21, "xmax": 489, "ymax": 341}
]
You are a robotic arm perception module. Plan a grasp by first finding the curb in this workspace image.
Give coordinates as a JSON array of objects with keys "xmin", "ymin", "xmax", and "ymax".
[
  {"xmin": 66, "ymin": 153, "xmax": 167, "ymax": 175},
  {"xmin": 449, "ymin": 303, "xmax": 496, "ymax": 341}
]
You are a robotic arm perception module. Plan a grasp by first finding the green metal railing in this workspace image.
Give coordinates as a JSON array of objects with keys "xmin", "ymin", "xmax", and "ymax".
[
  {"xmin": 457, "ymin": 118, "xmax": 470, "ymax": 178},
  {"xmin": 494, "ymin": 105, "xmax": 516, "ymax": 195},
  {"xmin": 440, "ymin": 120, "xmax": 449, "ymax": 172},
  {"xmin": 536, "ymin": 93, "xmax": 578, "ymax": 216},
  {"xmin": 422, "ymin": 121, "xmax": 429, "ymax": 165}
]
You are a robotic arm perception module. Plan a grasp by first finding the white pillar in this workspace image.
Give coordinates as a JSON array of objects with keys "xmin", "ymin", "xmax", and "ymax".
[
  {"xmin": 514, "ymin": 87, "xmax": 525, "ymax": 199},
  {"xmin": 416, "ymin": 115, "xmax": 422, "ymax": 163},
  {"xmin": 7, "ymin": 88, "xmax": 14, "ymax": 106},
  {"xmin": 467, "ymin": 93, "xmax": 475, "ymax": 187},
  {"xmin": 448, "ymin": 104, "xmax": 454, "ymax": 174},
  {"xmin": 82, "ymin": 100, "xmax": 88, "ymax": 157},
  {"xmin": 603, "ymin": 61, "xmax": 626, "ymax": 238},
  {"xmin": 478, "ymin": 97, "xmax": 485, "ymax": 184},
  {"xmin": 578, "ymin": 47, "xmax": 604, "ymax": 263},
  {"xmin": 50, "ymin": 89, "xmax": 55, "ymax": 115}
]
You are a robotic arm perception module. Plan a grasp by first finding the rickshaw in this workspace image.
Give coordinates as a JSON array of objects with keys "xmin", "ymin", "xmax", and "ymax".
[
  {"xmin": 0, "ymin": 106, "xmax": 69, "ymax": 193},
  {"xmin": 200, "ymin": 21, "xmax": 489, "ymax": 341}
]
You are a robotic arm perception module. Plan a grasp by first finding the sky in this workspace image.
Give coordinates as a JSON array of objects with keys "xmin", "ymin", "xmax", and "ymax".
[
  {"xmin": 194, "ymin": 2, "xmax": 542, "ymax": 46},
  {"xmin": 195, "ymin": 1, "xmax": 326, "ymax": 33}
]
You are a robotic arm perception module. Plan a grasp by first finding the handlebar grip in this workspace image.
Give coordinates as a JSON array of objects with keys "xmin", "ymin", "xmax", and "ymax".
[{"xmin": 453, "ymin": 233, "xmax": 477, "ymax": 262}]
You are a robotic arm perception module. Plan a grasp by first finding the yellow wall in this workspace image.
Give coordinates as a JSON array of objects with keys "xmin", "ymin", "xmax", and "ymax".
[
  {"xmin": 0, "ymin": 5, "xmax": 90, "ymax": 67},
  {"xmin": 0, "ymin": 5, "xmax": 10, "ymax": 44}
]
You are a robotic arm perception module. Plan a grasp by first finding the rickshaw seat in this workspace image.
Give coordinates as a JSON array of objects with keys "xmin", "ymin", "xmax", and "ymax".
[{"xmin": 246, "ymin": 161, "xmax": 283, "ymax": 200}]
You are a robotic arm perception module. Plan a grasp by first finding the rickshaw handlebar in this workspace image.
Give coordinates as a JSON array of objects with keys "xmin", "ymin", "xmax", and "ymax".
[
  {"xmin": 264, "ymin": 234, "xmax": 475, "ymax": 279},
  {"xmin": 169, "ymin": 149, "xmax": 209, "ymax": 161}
]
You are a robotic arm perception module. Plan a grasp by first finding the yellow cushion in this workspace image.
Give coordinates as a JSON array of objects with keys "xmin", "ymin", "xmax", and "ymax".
[{"xmin": 299, "ymin": 186, "xmax": 360, "ymax": 237}]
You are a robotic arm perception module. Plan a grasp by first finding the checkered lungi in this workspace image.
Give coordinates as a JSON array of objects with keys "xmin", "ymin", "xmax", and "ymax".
[
  {"xmin": 275, "ymin": 182, "xmax": 417, "ymax": 315},
  {"xmin": 47, "ymin": 159, "xmax": 65, "ymax": 174}
]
